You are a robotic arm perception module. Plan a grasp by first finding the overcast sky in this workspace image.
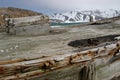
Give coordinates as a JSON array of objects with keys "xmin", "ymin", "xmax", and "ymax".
[{"xmin": 0, "ymin": 0, "xmax": 120, "ymax": 15}]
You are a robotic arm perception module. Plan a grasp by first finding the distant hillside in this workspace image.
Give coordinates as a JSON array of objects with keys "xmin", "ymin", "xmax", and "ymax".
[{"xmin": 0, "ymin": 7, "xmax": 42, "ymax": 25}]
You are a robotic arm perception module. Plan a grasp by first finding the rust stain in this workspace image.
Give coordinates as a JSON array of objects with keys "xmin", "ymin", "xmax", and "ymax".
[{"xmin": 0, "ymin": 66, "xmax": 6, "ymax": 75}]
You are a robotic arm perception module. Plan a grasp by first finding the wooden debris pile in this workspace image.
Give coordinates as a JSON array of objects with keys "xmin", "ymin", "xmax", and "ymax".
[{"xmin": 0, "ymin": 42, "xmax": 120, "ymax": 80}]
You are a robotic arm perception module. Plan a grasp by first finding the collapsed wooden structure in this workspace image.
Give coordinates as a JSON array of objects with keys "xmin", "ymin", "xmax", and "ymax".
[
  {"xmin": 0, "ymin": 39, "xmax": 120, "ymax": 80},
  {"xmin": 1, "ymin": 15, "xmax": 50, "ymax": 35}
]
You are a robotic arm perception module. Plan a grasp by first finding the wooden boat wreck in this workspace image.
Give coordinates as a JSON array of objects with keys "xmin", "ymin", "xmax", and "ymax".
[{"xmin": 0, "ymin": 35, "xmax": 120, "ymax": 80}]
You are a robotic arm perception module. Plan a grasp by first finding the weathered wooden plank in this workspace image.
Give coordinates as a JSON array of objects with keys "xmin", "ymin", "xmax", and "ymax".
[
  {"xmin": 0, "ymin": 59, "xmax": 26, "ymax": 65},
  {"xmin": 0, "ymin": 42, "xmax": 119, "ymax": 79}
]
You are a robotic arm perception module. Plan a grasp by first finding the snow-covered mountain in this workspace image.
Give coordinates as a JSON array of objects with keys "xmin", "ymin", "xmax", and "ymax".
[{"xmin": 50, "ymin": 9, "xmax": 120, "ymax": 23}]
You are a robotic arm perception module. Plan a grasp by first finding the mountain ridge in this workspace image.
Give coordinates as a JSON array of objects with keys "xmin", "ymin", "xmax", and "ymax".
[{"xmin": 50, "ymin": 9, "xmax": 120, "ymax": 23}]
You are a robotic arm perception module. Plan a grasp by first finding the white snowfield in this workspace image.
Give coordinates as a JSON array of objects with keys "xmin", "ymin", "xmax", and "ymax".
[{"xmin": 50, "ymin": 9, "xmax": 120, "ymax": 23}]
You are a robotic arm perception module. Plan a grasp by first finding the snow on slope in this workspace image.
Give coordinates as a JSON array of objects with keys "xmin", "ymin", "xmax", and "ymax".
[{"xmin": 50, "ymin": 9, "xmax": 120, "ymax": 23}]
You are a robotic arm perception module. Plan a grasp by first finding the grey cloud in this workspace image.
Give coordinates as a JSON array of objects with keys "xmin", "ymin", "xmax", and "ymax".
[
  {"xmin": 0, "ymin": 0, "xmax": 120, "ymax": 14},
  {"xmin": 32, "ymin": 0, "xmax": 120, "ymax": 10}
]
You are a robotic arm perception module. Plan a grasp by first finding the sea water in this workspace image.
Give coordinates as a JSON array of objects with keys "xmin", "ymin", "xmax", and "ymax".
[{"xmin": 50, "ymin": 22, "xmax": 87, "ymax": 27}]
